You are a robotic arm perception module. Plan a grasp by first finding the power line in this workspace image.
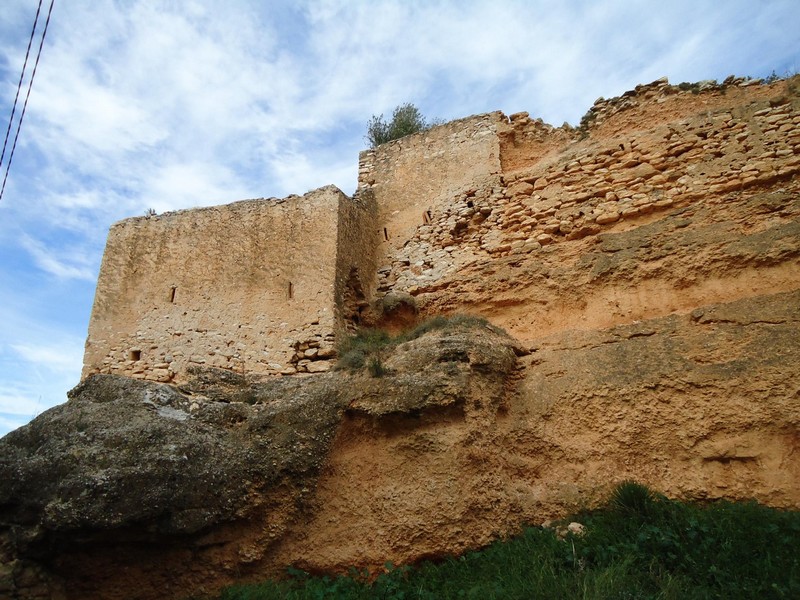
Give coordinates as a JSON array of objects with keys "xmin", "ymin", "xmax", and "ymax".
[
  {"xmin": 0, "ymin": 0, "xmax": 55, "ymax": 203},
  {"xmin": 0, "ymin": 0, "xmax": 43, "ymax": 169}
]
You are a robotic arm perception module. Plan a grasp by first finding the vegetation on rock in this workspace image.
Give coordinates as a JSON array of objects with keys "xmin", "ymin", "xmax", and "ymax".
[{"xmin": 335, "ymin": 314, "xmax": 502, "ymax": 374}]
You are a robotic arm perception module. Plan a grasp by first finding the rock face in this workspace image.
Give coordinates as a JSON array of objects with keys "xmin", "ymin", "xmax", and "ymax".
[
  {"xmin": 0, "ymin": 325, "xmax": 521, "ymax": 599},
  {"xmin": 0, "ymin": 371, "xmax": 349, "ymax": 599},
  {"xmin": 2, "ymin": 76, "xmax": 800, "ymax": 599}
]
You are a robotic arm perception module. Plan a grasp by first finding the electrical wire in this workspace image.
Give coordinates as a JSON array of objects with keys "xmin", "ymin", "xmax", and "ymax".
[
  {"xmin": 0, "ymin": 0, "xmax": 55, "ymax": 203},
  {"xmin": 0, "ymin": 0, "xmax": 43, "ymax": 170}
]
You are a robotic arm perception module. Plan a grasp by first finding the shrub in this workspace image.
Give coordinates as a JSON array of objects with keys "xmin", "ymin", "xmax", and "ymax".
[
  {"xmin": 609, "ymin": 479, "xmax": 661, "ymax": 517},
  {"xmin": 366, "ymin": 103, "xmax": 437, "ymax": 148},
  {"xmin": 399, "ymin": 314, "xmax": 501, "ymax": 342},
  {"xmin": 337, "ymin": 328, "xmax": 392, "ymax": 357},
  {"xmin": 367, "ymin": 357, "xmax": 387, "ymax": 378},
  {"xmin": 334, "ymin": 314, "xmax": 500, "ymax": 372},
  {"xmin": 334, "ymin": 328, "xmax": 392, "ymax": 372},
  {"xmin": 336, "ymin": 349, "xmax": 366, "ymax": 370}
]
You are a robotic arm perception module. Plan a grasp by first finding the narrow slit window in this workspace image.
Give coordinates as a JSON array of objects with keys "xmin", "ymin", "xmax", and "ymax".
[
  {"xmin": 383, "ymin": 227, "xmax": 389, "ymax": 241},
  {"xmin": 466, "ymin": 201, "xmax": 474, "ymax": 208},
  {"xmin": 169, "ymin": 286, "xmax": 177, "ymax": 303},
  {"xmin": 288, "ymin": 282, "xmax": 294, "ymax": 299},
  {"xmin": 129, "ymin": 350, "xmax": 142, "ymax": 361}
]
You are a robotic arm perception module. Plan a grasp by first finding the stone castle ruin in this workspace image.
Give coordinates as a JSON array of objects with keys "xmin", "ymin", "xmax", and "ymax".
[
  {"xmin": 6, "ymin": 75, "xmax": 800, "ymax": 600},
  {"xmin": 83, "ymin": 76, "xmax": 800, "ymax": 383},
  {"xmin": 83, "ymin": 186, "xmax": 377, "ymax": 380}
]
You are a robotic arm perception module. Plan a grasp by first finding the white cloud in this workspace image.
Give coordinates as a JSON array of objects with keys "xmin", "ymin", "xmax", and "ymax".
[
  {"xmin": 11, "ymin": 342, "xmax": 83, "ymax": 375},
  {"xmin": 20, "ymin": 235, "xmax": 96, "ymax": 281},
  {"xmin": 0, "ymin": 389, "xmax": 45, "ymax": 416},
  {"xmin": 0, "ymin": 324, "xmax": 84, "ymax": 436}
]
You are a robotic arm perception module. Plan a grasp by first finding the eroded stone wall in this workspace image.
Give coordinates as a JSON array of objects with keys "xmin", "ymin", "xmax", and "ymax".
[
  {"xmin": 358, "ymin": 112, "xmax": 504, "ymax": 274},
  {"xmin": 84, "ymin": 76, "xmax": 800, "ymax": 384},
  {"xmin": 334, "ymin": 188, "xmax": 379, "ymax": 332},
  {"xmin": 24, "ymin": 74, "xmax": 800, "ymax": 600},
  {"xmin": 83, "ymin": 186, "xmax": 349, "ymax": 382},
  {"xmin": 371, "ymin": 76, "xmax": 800, "ymax": 304}
]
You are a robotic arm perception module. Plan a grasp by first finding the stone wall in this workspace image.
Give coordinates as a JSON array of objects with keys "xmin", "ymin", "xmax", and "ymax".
[
  {"xmin": 374, "ymin": 76, "xmax": 800, "ymax": 300},
  {"xmin": 334, "ymin": 188, "xmax": 379, "ymax": 332},
  {"xmin": 29, "ymin": 74, "xmax": 800, "ymax": 600},
  {"xmin": 357, "ymin": 112, "xmax": 504, "ymax": 273},
  {"xmin": 82, "ymin": 186, "xmax": 351, "ymax": 382},
  {"xmin": 83, "ymin": 75, "xmax": 800, "ymax": 382}
]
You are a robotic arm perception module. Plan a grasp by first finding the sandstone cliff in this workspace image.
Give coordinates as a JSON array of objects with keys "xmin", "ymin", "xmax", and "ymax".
[{"xmin": 1, "ymin": 76, "xmax": 799, "ymax": 599}]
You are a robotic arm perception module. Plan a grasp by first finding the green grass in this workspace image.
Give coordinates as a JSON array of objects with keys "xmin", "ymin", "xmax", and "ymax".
[
  {"xmin": 214, "ymin": 483, "xmax": 800, "ymax": 599},
  {"xmin": 335, "ymin": 314, "xmax": 501, "ymax": 374}
]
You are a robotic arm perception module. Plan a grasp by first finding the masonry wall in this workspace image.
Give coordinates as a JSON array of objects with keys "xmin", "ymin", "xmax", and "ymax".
[
  {"xmin": 358, "ymin": 112, "xmax": 505, "ymax": 274},
  {"xmin": 369, "ymin": 76, "xmax": 800, "ymax": 298},
  {"xmin": 83, "ymin": 75, "xmax": 800, "ymax": 382},
  {"xmin": 334, "ymin": 188, "xmax": 379, "ymax": 332},
  {"xmin": 82, "ymin": 186, "xmax": 348, "ymax": 382}
]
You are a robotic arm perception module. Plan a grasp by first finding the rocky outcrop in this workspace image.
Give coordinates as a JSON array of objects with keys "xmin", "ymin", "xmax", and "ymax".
[
  {"xmin": 0, "ymin": 370, "xmax": 348, "ymax": 599},
  {"xmin": 2, "ymin": 298, "xmax": 798, "ymax": 599},
  {"xmin": 0, "ymin": 324, "xmax": 520, "ymax": 599}
]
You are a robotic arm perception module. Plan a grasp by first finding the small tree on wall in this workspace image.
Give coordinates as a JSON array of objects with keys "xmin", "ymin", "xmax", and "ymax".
[{"xmin": 366, "ymin": 103, "xmax": 438, "ymax": 148}]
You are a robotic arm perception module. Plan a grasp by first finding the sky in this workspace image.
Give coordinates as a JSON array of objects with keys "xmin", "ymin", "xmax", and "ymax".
[{"xmin": 0, "ymin": 0, "xmax": 798, "ymax": 437}]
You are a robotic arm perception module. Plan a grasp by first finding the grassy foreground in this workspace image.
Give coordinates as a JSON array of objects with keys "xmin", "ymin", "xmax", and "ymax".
[{"xmin": 215, "ymin": 483, "xmax": 800, "ymax": 599}]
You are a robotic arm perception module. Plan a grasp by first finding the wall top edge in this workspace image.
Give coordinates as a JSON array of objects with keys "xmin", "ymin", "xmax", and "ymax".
[{"xmin": 110, "ymin": 184, "xmax": 348, "ymax": 230}]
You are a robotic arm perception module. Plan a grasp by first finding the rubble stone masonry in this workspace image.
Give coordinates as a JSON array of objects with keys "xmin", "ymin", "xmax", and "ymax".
[{"xmin": 361, "ymin": 76, "xmax": 800, "ymax": 301}]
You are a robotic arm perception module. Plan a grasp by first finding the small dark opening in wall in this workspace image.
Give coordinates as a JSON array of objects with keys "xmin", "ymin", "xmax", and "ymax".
[
  {"xmin": 288, "ymin": 282, "xmax": 294, "ymax": 299},
  {"xmin": 129, "ymin": 350, "xmax": 141, "ymax": 361},
  {"xmin": 422, "ymin": 210, "xmax": 431, "ymax": 224},
  {"xmin": 383, "ymin": 228, "xmax": 389, "ymax": 241},
  {"xmin": 169, "ymin": 286, "xmax": 177, "ymax": 303},
  {"xmin": 466, "ymin": 200, "xmax": 474, "ymax": 208},
  {"xmin": 619, "ymin": 143, "xmax": 625, "ymax": 151}
]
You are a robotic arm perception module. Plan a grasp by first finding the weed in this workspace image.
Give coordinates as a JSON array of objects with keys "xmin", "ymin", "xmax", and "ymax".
[
  {"xmin": 367, "ymin": 357, "xmax": 387, "ymax": 378},
  {"xmin": 335, "ymin": 315, "xmax": 501, "ymax": 372}
]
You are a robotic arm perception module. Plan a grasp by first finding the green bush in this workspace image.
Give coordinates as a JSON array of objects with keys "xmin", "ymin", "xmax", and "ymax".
[
  {"xmin": 367, "ymin": 357, "xmax": 387, "ymax": 378},
  {"xmin": 336, "ymin": 328, "xmax": 392, "ymax": 357},
  {"xmin": 335, "ymin": 315, "xmax": 501, "ymax": 372},
  {"xmin": 366, "ymin": 103, "xmax": 437, "ymax": 148},
  {"xmin": 398, "ymin": 314, "xmax": 498, "ymax": 343},
  {"xmin": 214, "ymin": 482, "xmax": 800, "ymax": 600},
  {"xmin": 334, "ymin": 328, "xmax": 392, "ymax": 372},
  {"xmin": 337, "ymin": 349, "xmax": 366, "ymax": 370},
  {"xmin": 609, "ymin": 479, "xmax": 662, "ymax": 517}
]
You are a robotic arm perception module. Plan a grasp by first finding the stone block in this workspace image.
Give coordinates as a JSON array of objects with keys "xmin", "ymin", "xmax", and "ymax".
[{"xmin": 595, "ymin": 212, "xmax": 621, "ymax": 225}]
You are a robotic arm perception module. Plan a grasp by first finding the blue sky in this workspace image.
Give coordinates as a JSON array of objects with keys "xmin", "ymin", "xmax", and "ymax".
[{"xmin": 0, "ymin": 0, "xmax": 798, "ymax": 436}]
